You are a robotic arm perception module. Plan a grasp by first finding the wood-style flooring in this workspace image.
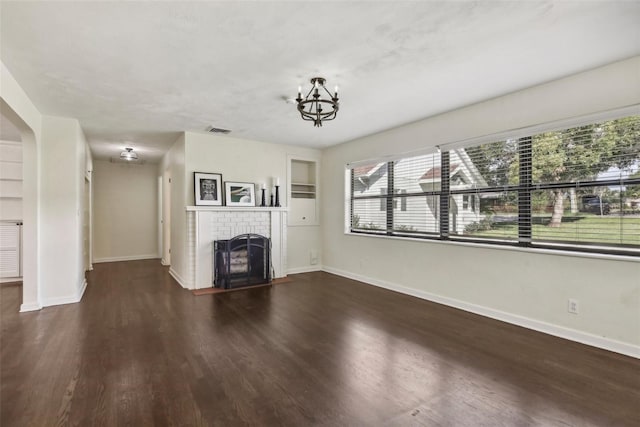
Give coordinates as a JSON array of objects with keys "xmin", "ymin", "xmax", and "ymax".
[{"xmin": 1, "ymin": 260, "xmax": 638, "ymax": 426}]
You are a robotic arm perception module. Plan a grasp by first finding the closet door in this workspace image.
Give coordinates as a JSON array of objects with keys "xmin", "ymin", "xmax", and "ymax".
[{"xmin": 0, "ymin": 222, "xmax": 21, "ymax": 278}]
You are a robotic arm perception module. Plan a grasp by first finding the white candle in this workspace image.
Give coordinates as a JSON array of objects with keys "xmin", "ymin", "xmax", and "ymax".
[
  {"xmin": 261, "ymin": 182, "xmax": 266, "ymax": 190},
  {"xmin": 274, "ymin": 177, "xmax": 280, "ymax": 186}
]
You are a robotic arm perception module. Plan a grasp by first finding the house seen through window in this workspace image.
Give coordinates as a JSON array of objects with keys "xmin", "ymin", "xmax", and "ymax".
[{"xmin": 348, "ymin": 115, "xmax": 640, "ymax": 256}]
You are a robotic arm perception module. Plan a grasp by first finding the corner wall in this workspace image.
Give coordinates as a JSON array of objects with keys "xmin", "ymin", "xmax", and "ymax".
[
  {"xmin": 321, "ymin": 56, "xmax": 640, "ymax": 356},
  {"xmin": 39, "ymin": 116, "xmax": 88, "ymax": 306},
  {"xmin": 161, "ymin": 134, "xmax": 187, "ymax": 286}
]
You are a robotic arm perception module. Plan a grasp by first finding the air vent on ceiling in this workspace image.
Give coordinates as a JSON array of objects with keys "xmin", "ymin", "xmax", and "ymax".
[{"xmin": 205, "ymin": 125, "xmax": 231, "ymax": 134}]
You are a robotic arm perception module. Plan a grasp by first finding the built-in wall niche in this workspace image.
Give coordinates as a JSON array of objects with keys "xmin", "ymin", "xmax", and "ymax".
[{"xmin": 288, "ymin": 157, "xmax": 319, "ymax": 226}]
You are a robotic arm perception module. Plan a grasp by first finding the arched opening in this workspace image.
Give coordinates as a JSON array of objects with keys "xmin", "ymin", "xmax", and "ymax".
[{"xmin": 1, "ymin": 98, "xmax": 40, "ymax": 311}]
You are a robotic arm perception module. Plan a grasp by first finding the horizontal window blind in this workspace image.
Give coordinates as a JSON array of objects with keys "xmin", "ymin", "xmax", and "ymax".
[{"xmin": 348, "ymin": 114, "xmax": 640, "ymax": 256}]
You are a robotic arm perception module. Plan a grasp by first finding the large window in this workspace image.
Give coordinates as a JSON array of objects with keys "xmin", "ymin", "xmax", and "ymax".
[{"xmin": 348, "ymin": 115, "xmax": 640, "ymax": 256}]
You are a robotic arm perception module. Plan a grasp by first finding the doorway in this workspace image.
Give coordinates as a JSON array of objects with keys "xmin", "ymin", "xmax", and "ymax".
[
  {"xmin": 1, "ymin": 98, "xmax": 38, "ymax": 311},
  {"xmin": 83, "ymin": 176, "xmax": 92, "ymax": 271},
  {"xmin": 162, "ymin": 169, "xmax": 171, "ymax": 265}
]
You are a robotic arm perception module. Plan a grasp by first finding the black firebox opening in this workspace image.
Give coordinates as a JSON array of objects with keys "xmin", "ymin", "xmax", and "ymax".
[{"xmin": 213, "ymin": 234, "xmax": 271, "ymax": 289}]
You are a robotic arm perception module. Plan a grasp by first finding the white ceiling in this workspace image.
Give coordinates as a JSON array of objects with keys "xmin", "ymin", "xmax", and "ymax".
[{"xmin": 1, "ymin": 1, "xmax": 639, "ymax": 163}]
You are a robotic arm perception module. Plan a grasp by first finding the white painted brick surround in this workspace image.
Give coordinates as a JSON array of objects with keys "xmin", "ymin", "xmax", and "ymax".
[
  {"xmin": 186, "ymin": 207, "xmax": 287, "ymax": 289},
  {"xmin": 209, "ymin": 211, "xmax": 270, "ymax": 238}
]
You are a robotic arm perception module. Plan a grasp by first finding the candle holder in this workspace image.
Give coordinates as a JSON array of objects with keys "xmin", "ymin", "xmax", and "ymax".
[
  {"xmin": 260, "ymin": 188, "xmax": 266, "ymax": 207},
  {"xmin": 275, "ymin": 185, "xmax": 281, "ymax": 207},
  {"xmin": 270, "ymin": 193, "xmax": 274, "ymax": 207}
]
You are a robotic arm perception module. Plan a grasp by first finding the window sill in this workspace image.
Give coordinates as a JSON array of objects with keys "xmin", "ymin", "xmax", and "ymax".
[{"xmin": 344, "ymin": 231, "xmax": 640, "ymax": 262}]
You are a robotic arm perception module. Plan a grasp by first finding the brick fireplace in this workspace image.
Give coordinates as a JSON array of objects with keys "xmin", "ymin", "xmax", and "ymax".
[{"xmin": 186, "ymin": 207, "xmax": 287, "ymax": 289}]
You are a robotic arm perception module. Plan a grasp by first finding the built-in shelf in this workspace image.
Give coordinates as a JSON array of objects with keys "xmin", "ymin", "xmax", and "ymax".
[{"xmin": 288, "ymin": 157, "xmax": 319, "ymax": 226}]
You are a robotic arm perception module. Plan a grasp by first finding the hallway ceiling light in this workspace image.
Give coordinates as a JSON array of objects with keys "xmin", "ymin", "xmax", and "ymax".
[
  {"xmin": 296, "ymin": 77, "xmax": 339, "ymax": 127},
  {"xmin": 120, "ymin": 147, "xmax": 138, "ymax": 161}
]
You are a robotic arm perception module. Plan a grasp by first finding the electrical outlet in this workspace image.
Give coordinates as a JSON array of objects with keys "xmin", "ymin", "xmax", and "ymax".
[
  {"xmin": 568, "ymin": 298, "xmax": 579, "ymax": 314},
  {"xmin": 310, "ymin": 250, "xmax": 318, "ymax": 265}
]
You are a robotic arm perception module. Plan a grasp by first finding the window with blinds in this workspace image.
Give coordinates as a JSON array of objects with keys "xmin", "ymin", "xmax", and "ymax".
[{"xmin": 348, "ymin": 114, "xmax": 640, "ymax": 255}]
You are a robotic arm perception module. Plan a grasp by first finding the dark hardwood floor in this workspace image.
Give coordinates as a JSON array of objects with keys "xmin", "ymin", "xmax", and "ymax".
[{"xmin": 1, "ymin": 260, "xmax": 638, "ymax": 426}]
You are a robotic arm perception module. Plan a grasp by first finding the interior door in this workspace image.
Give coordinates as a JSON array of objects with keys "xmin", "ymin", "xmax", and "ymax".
[{"xmin": 83, "ymin": 177, "xmax": 91, "ymax": 271}]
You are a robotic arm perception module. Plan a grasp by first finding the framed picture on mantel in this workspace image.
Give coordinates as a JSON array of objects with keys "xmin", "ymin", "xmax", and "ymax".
[
  {"xmin": 194, "ymin": 172, "xmax": 223, "ymax": 206},
  {"xmin": 224, "ymin": 181, "xmax": 256, "ymax": 207}
]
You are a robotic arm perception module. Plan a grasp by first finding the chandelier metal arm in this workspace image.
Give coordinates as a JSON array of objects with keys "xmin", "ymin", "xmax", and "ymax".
[{"xmin": 295, "ymin": 76, "xmax": 339, "ymax": 127}]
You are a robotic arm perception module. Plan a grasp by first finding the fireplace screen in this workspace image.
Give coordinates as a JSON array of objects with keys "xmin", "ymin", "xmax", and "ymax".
[{"xmin": 214, "ymin": 234, "xmax": 271, "ymax": 289}]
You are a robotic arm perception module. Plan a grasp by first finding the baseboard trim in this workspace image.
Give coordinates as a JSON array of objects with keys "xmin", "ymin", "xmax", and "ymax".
[
  {"xmin": 1, "ymin": 277, "xmax": 23, "ymax": 284},
  {"xmin": 169, "ymin": 268, "xmax": 191, "ymax": 289},
  {"xmin": 20, "ymin": 301, "xmax": 42, "ymax": 312},
  {"xmin": 40, "ymin": 278, "xmax": 88, "ymax": 308},
  {"xmin": 287, "ymin": 265, "xmax": 323, "ymax": 275},
  {"xmin": 322, "ymin": 266, "xmax": 640, "ymax": 359},
  {"xmin": 78, "ymin": 278, "xmax": 88, "ymax": 301},
  {"xmin": 93, "ymin": 255, "xmax": 159, "ymax": 263}
]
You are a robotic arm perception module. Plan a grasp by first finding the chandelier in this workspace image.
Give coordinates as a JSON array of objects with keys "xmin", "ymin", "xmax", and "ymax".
[{"xmin": 296, "ymin": 77, "xmax": 339, "ymax": 127}]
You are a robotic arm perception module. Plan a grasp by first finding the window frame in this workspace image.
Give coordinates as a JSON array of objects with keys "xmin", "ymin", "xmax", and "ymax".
[{"xmin": 347, "ymin": 108, "xmax": 640, "ymax": 257}]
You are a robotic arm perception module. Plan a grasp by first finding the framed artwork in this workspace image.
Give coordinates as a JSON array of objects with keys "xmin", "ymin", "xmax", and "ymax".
[
  {"xmin": 194, "ymin": 172, "xmax": 223, "ymax": 206},
  {"xmin": 224, "ymin": 182, "xmax": 256, "ymax": 207}
]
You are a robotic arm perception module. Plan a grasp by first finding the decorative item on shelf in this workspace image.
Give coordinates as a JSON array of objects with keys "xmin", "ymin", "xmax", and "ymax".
[
  {"xmin": 296, "ymin": 77, "xmax": 339, "ymax": 127},
  {"xmin": 260, "ymin": 183, "xmax": 267, "ymax": 207},
  {"xmin": 224, "ymin": 182, "xmax": 256, "ymax": 207},
  {"xmin": 270, "ymin": 190, "xmax": 274, "ymax": 207},
  {"xmin": 274, "ymin": 177, "xmax": 281, "ymax": 207},
  {"xmin": 194, "ymin": 172, "xmax": 223, "ymax": 206}
]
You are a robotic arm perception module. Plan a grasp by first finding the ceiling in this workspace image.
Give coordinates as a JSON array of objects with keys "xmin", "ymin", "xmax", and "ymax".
[{"xmin": 1, "ymin": 1, "xmax": 639, "ymax": 163}]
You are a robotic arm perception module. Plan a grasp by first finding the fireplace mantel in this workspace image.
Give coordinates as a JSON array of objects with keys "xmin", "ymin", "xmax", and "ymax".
[
  {"xmin": 185, "ymin": 208, "xmax": 287, "ymax": 289},
  {"xmin": 186, "ymin": 206, "xmax": 288, "ymax": 212}
]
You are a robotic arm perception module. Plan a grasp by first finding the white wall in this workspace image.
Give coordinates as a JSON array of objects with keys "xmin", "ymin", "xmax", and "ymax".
[
  {"xmin": 161, "ymin": 134, "xmax": 186, "ymax": 285},
  {"xmin": 93, "ymin": 160, "xmax": 159, "ymax": 262},
  {"xmin": 39, "ymin": 115, "xmax": 88, "ymax": 306},
  {"xmin": 322, "ymin": 56, "xmax": 640, "ymax": 356},
  {"xmin": 0, "ymin": 141, "xmax": 22, "ymax": 221}
]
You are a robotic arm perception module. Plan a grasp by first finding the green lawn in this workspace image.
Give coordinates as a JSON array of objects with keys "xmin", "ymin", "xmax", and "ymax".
[{"xmin": 467, "ymin": 214, "xmax": 640, "ymax": 246}]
